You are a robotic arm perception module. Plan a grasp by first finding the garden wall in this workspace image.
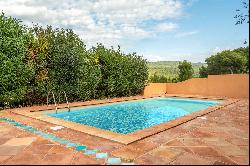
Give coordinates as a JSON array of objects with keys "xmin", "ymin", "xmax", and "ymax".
[
  {"xmin": 143, "ymin": 83, "xmax": 167, "ymax": 96},
  {"xmin": 143, "ymin": 74, "xmax": 249, "ymax": 98}
]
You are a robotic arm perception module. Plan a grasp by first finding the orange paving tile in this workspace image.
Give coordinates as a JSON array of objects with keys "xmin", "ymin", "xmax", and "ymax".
[{"xmin": 0, "ymin": 98, "xmax": 248, "ymax": 165}]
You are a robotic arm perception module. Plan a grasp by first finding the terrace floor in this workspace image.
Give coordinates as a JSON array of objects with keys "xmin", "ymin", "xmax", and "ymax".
[{"xmin": 0, "ymin": 97, "xmax": 249, "ymax": 165}]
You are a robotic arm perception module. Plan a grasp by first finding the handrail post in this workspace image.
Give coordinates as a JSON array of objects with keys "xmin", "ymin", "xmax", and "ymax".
[
  {"xmin": 64, "ymin": 91, "xmax": 70, "ymax": 112},
  {"xmin": 47, "ymin": 91, "xmax": 50, "ymax": 107},
  {"xmin": 52, "ymin": 92, "xmax": 58, "ymax": 114},
  {"xmin": 58, "ymin": 91, "xmax": 61, "ymax": 106}
]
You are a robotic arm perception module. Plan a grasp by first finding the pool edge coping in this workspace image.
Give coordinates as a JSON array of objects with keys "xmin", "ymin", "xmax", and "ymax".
[{"xmin": 9, "ymin": 94, "xmax": 238, "ymax": 145}]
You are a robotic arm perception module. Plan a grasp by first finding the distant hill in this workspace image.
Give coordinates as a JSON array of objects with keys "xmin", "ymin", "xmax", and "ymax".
[{"xmin": 148, "ymin": 61, "xmax": 206, "ymax": 78}]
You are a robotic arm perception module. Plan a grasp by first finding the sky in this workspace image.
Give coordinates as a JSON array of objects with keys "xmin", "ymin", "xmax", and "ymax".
[{"xmin": 0, "ymin": 0, "xmax": 249, "ymax": 62}]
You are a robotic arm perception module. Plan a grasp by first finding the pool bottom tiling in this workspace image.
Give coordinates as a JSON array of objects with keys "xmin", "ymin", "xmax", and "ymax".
[{"xmin": 47, "ymin": 97, "xmax": 220, "ymax": 134}]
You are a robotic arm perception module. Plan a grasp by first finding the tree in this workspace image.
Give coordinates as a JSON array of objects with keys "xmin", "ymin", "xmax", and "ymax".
[
  {"xmin": 234, "ymin": 46, "xmax": 249, "ymax": 72},
  {"xmin": 27, "ymin": 25, "xmax": 104, "ymax": 103},
  {"xmin": 199, "ymin": 65, "xmax": 208, "ymax": 78},
  {"xmin": 178, "ymin": 60, "xmax": 194, "ymax": 82},
  {"xmin": 149, "ymin": 72, "xmax": 172, "ymax": 83},
  {"xmin": 0, "ymin": 12, "xmax": 149, "ymax": 108},
  {"xmin": 26, "ymin": 25, "xmax": 54, "ymax": 104},
  {"xmin": 234, "ymin": 0, "xmax": 249, "ymax": 44},
  {"xmin": 206, "ymin": 50, "xmax": 247, "ymax": 75},
  {"xmin": 235, "ymin": 0, "xmax": 249, "ymax": 25},
  {"xmin": 198, "ymin": 47, "xmax": 249, "ymax": 77},
  {"xmin": 0, "ymin": 13, "xmax": 33, "ymax": 107},
  {"xmin": 89, "ymin": 44, "xmax": 148, "ymax": 97},
  {"xmin": 48, "ymin": 28, "xmax": 90, "ymax": 101}
]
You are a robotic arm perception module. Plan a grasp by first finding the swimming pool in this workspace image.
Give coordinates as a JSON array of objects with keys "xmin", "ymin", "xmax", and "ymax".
[{"xmin": 47, "ymin": 97, "xmax": 220, "ymax": 134}]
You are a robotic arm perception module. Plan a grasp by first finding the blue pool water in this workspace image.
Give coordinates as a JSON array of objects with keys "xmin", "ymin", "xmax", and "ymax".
[{"xmin": 47, "ymin": 97, "xmax": 220, "ymax": 134}]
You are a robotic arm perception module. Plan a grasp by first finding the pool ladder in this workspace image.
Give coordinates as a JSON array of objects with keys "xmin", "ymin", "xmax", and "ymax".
[{"xmin": 47, "ymin": 91, "xmax": 70, "ymax": 114}]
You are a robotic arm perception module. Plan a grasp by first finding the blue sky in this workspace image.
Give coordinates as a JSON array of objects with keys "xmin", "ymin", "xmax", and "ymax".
[
  {"xmin": 0, "ymin": 0, "xmax": 248, "ymax": 62},
  {"xmin": 124, "ymin": 0, "xmax": 249, "ymax": 62}
]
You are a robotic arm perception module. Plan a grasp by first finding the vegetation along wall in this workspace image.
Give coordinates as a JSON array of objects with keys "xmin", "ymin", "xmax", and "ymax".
[
  {"xmin": 143, "ymin": 74, "xmax": 249, "ymax": 98},
  {"xmin": 0, "ymin": 13, "xmax": 148, "ymax": 109}
]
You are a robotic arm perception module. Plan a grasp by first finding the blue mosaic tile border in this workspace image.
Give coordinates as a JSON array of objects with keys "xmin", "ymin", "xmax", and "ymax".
[{"xmin": 0, "ymin": 117, "xmax": 135, "ymax": 165}]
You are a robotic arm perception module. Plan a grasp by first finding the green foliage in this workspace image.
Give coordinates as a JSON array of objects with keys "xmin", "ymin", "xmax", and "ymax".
[
  {"xmin": 26, "ymin": 26, "xmax": 102, "ymax": 103},
  {"xmin": 234, "ymin": 0, "xmax": 249, "ymax": 25},
  {"xmin": 48, "ymin": 28, "xmax": 101, "ymax": 102},
  {"xmin": 26, "ymin": 27, "xmax": 147, "ymax": 103},
  {"xmin": 178, "ymin": 60, "xmax": 194, "ymax": 82},
  {"xmin": 207, "ymin": 51, "xmax": 247, "ymax": 74},
  {"xmin": 89, "ymin": 44, "xmax": 148, "ymax": 98},
  {"xmin": 148, "ymin": 61, "xmax": 204, "ymax": 79},
  {"xmin": 149, "ymin": 72, "xmax": 174, "ymax": 83},
  {"xmin": 0, "ymin": 13, "xmax": 34, "ymax": 108},
  {"xmin": 25, "ymin": 25, "xmax": 53, "ymax": 104},
  {"xmin": 234, "ymin": 46, "xmax": 249, "ymax": 72},
  {"xmin": 199, "ymin": 47, "xmax": 249, "ymax": 77},
  {"xmin": 0, "ymin": 13, "xmax": 148, "ymax": 108},
  {"xmin": 171, "ymin": 78, "xmax": 179, "ymax": 83},
  {"xmin": 199, "ymin": 65, "xmax": 208, "ymax": 78},
  {"xmin": 234, "ymin": 1, "xmax": 249, "ymax": 44}
]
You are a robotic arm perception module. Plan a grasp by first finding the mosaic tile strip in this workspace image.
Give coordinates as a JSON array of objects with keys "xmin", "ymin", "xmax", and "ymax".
[{"xmin": 0, "ymin": 117, "xmax": 134, "ymax": 165}]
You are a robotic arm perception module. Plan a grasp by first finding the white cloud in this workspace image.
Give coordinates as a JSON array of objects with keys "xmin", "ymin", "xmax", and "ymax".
[
  {"xmin": 210, "ymin": 46, "xmax": 236, "ymax": 55},
  {"xmin": 144, "ymin": 54, "xmax": 165, "ymax": 62},
  {"xmin": 186, "ymin": 0, "xmax": 199, "ymax": 7},
  {"xmin": 175, "ymin": 30, "xmax": 199, "ymax": 38},
  {"xmin": 212, "ymin": 47, "xmax": 222, "ymax": 54},
  {"xmin": 0, "ymin": 0, "xmax": 184, "ymax": 47},
  {"xmin": 155, "ymin": 23, "xmax": 178, "ymax": 32}
]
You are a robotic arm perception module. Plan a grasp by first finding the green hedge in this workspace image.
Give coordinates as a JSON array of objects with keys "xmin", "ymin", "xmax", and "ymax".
[
  {"xmin": 0, "ymin": 14, "xmax": 34, "ymax": 107},
  {"xmin": 89, "ymin": 44, "xmax": 148, "ymax": 97},
  {"xmin": 0, "ymin": 13, "xmax": 148, "ymax": 108},
  {"xmin": 198, "ymin": 47, "xmax": 249, "ymax": 77},
  {"xmin": 149, "ymin": 72, "xmax": 175, "ymax": 83}
]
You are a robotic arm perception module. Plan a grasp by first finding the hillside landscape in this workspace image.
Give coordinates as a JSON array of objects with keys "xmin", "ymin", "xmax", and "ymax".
[{"xmin": 148, "ymin": 61, "xmax": 205, "ymax": 79}]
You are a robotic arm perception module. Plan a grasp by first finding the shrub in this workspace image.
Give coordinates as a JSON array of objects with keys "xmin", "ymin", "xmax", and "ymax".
[
  {"xmin": 27, "ymin": 26, "xmax": 102, "ymax": 103},
  {"xmin": 0, "ymin": 13, "xmax": 149, "ymax": 108},
  {"xmin": 0, "ymin": 13, "xmax": 34, "ymax": 107},
  {"xmin": 199, "ymin": 65, "xmax": 208, "ymax": 78},
  {"xmin": 149, "ymin": 72, "xmax": 173, "ymax": 83},
  {"xmin": 178, "ymin": 60, "xmax": 194, "ymax": 82},
  {"xmin": 198, "ymin": 47, "xmax": 249, "ymax": 77},
  {"xmin": 89, "ymin": 44, "xmax": 148, "ymax": 98}
]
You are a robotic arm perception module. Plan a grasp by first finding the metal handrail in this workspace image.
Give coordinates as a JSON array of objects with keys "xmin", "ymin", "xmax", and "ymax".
[
  {"xmin": 47, "ymin": 91, "xmax": 70, "ymax": 113},
  {"xmin": 64, "ymin": 91, "xmax": 70, "ymax": 112},
  {"xmin": 52, "ymin": 92, "xmax": 58, "ymax": 114},
  {"xmin": 47, "ymin": 91, "xmax": 58, "ymax": 114}
]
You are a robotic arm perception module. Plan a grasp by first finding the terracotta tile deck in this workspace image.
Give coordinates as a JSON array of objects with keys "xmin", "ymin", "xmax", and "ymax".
[{"xmin": 0, "ymin": 97, "xmax": 248, "ymax": 165}]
